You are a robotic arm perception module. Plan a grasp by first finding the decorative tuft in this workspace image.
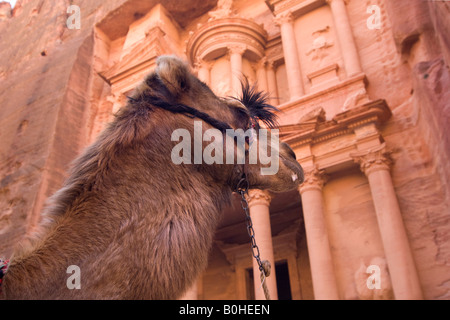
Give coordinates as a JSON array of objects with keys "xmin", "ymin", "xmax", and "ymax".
[{"xmin": 238, "ymin": 78, "xmax": 279, "ymax": 129}]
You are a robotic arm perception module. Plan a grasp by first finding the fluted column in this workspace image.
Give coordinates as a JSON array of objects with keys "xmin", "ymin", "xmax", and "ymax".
[
  {"xmin": 352, "ymin": 145, "xmax": 423, "ymax": 299},
  {"xmin": 326, "ymin": 0, "xmax": 362, "ymax": 77},
  {"xmin": 274, "ymin": 11, "xmax": 304, "ymax": 100},
  {"xmin": 299, "ymin": 167, "xmax": 339, "ymax": 300},
  {"xmin": 256, "ymin": 58, "xmax": 269, "ymax": 94},
  {"xmin": 266, "ymin": 61, "xmax": 279, "ymax": 105},
  {"xmin": 229, "ymin": 45, "xmax": 246, "ymax": 97},
  {"xmin": 196, "ymin": 59, "xmax": 212, "ymax": 86},
  {"xmin": 246, "ymin": 189, "xmax": 278, "ymax": 300}
]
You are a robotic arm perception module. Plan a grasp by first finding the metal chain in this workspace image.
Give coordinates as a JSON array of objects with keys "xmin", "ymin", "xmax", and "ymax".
[{"xmin": 236, "ymin": 177, "xmax": 271, "ymax": 300}]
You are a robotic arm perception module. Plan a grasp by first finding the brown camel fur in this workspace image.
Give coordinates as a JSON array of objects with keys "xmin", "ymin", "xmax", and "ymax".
[{"xmin": 2, "ymin": 56, "xmax": 303, "ymax": 299}]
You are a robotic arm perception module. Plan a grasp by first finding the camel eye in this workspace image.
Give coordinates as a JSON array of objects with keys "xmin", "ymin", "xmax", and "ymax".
[{"xmin": 223, "ymin": 98, "xmax": 250, "ymax": 129}]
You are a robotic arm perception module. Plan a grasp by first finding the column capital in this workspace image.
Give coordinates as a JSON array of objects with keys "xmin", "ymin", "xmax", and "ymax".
[
  {"xmin": 228, "ymin": 44, "xmax": 247, "ymax": 55},
  {"xmin": 257, "ymin": 57, "xmax": 268, "ymax": 69},
  {"xmin": 266, "ymin": 59, "xmax": 278, "ymax": 70},
  {"xmin": 246, "ymin": 189, "xmax": 272, "ymax": 208},
  {"xmin": 298, "ymin": 166, "xmax": 328, "ymax": 194},
  {"xmin": 351, "ymin": 144, "xmax": 393, "ymax": 176},
  {"xmin": 274, "ymin": 11, "xmax": 294, "ymax": 26},
  {"xmin": 194, "ymin": 58, "xmax": 213, "ymax": 71}
]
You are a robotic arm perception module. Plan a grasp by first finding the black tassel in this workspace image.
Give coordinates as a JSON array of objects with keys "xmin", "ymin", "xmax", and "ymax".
[{"xmin": 238, "ymin": 78, "xmax": 279, "ymax": 129}]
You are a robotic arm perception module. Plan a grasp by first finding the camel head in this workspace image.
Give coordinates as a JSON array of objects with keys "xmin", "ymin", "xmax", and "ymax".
[{"xmin": 131, "ymin": 55, "xmax": 304, "ymax": 193}]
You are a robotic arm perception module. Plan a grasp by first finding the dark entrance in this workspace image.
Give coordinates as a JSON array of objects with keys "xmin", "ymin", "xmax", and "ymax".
[{"xmin": 246, "ymin": 260, "xmax": 292, "ymax": 300}]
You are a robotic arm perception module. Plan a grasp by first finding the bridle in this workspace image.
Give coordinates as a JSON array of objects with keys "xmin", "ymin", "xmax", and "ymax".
[{"xmin": 128, "ymin": 93, "xmax": 250, "ymax": 190}]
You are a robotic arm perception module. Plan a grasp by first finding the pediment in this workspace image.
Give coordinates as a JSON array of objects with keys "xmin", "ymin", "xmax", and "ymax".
[
  {"xmin": 279, "ymin": 99, "xmax": 391, "ymax": 146},
  {"xmin": 100, "ymin": 27, "xmax": 169, "ymax": 85}
]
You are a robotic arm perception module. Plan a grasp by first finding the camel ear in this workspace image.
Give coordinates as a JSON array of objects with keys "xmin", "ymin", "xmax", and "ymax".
[{"xmin": 155, "ymin": 55, "xmax": 191, "ymax": 96}]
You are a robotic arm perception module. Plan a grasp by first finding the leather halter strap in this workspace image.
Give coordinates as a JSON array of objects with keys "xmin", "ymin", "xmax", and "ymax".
[{"xmin": 128, "ymin": 95, "xmax": 252, "ymax": 191}]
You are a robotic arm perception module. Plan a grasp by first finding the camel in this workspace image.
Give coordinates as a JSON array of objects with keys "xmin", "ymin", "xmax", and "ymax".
[{"xmin": 2, "ymin": 56, "xmax": 304, "ymax": 299}]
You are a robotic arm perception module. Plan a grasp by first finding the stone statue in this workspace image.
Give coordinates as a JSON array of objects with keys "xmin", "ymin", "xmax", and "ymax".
[{"xmin": 209, "ymin": 0, "xmax": 234, "ymax": 21}]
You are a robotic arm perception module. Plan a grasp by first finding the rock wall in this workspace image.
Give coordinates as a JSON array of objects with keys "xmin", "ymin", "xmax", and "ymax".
[
  {"xmin": 0, "ymin": 0, "xmax": 127, "ymax": 257},
  {"xmin": 383, "ymin": 0, "xmax": 450, "ymax": 299}
]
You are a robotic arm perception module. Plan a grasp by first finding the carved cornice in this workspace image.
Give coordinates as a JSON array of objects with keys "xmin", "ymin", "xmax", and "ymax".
[
  {"xmin": 307, "ymin": 63, "xmax": 339, "ymax": 81},
  {"xmin": 276, "ymin": 99, "xmax": 391, "ymax": 177},
  {"xmin": 266, "ymin": 0, "xmax": 326, "ymax": 18},
  {"xmin": 279, "ymin": 99, "xmax": 391, "ymax": 149},
  {"xmin": 351, "ymin": 143, "xmax": 393, "ymax": 176},
  {"xmin": 298, "ymin": 166, "xmax": 328, "ymax": 193},
  {"xmin": 245, "ymin": 189, "xmax": 272, "ymax": 208}
]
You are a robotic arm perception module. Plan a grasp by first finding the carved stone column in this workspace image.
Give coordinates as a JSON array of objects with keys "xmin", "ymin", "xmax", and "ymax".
[
  {"xmin": 246, "ymin": 189, "xmax": 278, "ymax": 300},
  {"xmin": 195, "ymin": 59, "xmax": 212, "ymax": 86},
  {"xmin": 274, "ymin": 11, "xmax": 304, "ymax": 100},
  {"xmin": 299, "ymin": 167, "xmax": 339, "ymax": 299},
  {"xmin": 229, "ymin": 45, "xmax": 246, "ymax": 97},
  {"xmin": 352, "ymin": 145, "xmax": 423, "ymax": 299},
  {"xmin": 179, "ymin": 280, "xmax": 198, "ymax": 300},
  {"xmin": 326, "ymin": 0, "xmax": 363, "ymax": 77},
  {"xmin": 256, "ymin": 58, "xmax": 269, "ymax": 94},
  {"xmin": 266, "ymin": 61, "xmax": 279, "ymax": 105}
]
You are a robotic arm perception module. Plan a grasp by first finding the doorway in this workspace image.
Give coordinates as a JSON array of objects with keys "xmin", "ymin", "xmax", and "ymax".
[{"xmin": 246, "ymin": 260, "xmax": 292, "ymax": 300}]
